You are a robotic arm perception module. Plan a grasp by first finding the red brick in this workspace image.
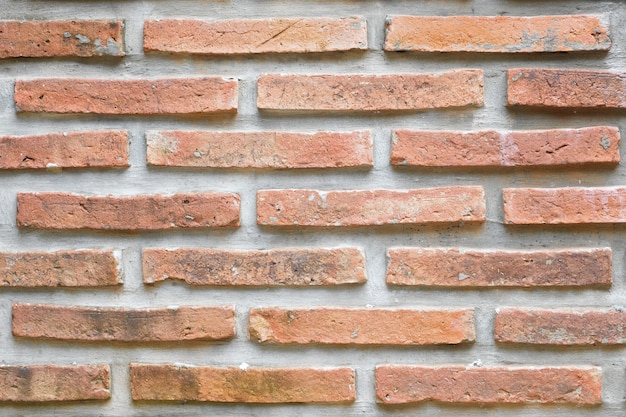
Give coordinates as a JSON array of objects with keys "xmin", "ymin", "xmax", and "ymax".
[
  {"xmin": 144, "ymin": 17, "xmax": 367, "ymax": 54},
  {"xmin": 130, "ymin": 364, "xmax": 355, "ymax": 403},
  {"xmin": 504, "ymin": 186, "xmax": 626, "ymax": 224},
  {"xmin": 0, "ymin": 130, "xmax": 129, "ymax": 170},
  {"xmin": 257, "ymin": 187, "xmax": 485, "ymax": 227},
  {"xmin": 146, "ymin": 130, "xmax": 372, "ymax": 169},
  {"xmin": 387, "ymin": 247, "xmax": 611, "ymax": 287},
  {"xmin": 12, "ymin": 304, "xmax": 235, "ymax": 342},
  {"xmin": 376, "ymin": 365, "xmax": 601, "ymax": 404},
  {"xmin": 143, "ymin": 247, "xmax": 366, "ymax": 286},
  {"xmin": 249, "ymin": 307, "xmax": 475, "ymax": 345},
  {"xmin": 17, "ymin": 192, "xmax": 240, "ymax": 231},
  {"xmin": 496, "ymin": 308, "xmax": 626, "ymax": 345},
  {"xmin": 257, "ymin": 70, "xmax": 483, "ymax": 111},
  {"xmin": 0, "ymin": 364, "xmax": 110, "ymax": 402},
  {"xmin": 1, "ymin": 249, "xmax": 122, "ymax": 288},
  {"xmin": 391, "ymin": 127, "xmax": 620, "ymax": 167},
  {"xmin": 508, "ymin": 68, "xmax": 626, "ymax": 108},
  {"xmin": 15, "ymin": 77, "xmax": 237, "ymax": 114},
  {"xmin": 0, "ymin": 20, "xmax": 124, "ymax": 58},
  {"xmin": 385, "ymin": 15, "xmax": 610, "ymax": 53}
]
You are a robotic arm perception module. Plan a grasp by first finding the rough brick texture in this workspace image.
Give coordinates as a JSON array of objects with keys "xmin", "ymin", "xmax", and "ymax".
[
  {"xmin": 144, "ymin": 17, "xmax": 367, "ymax": 54},
  {"xmin": 495, "ymin": 308, "xmax": 626, "ymax": 345},
  {"xmin": 15, "ymin": 77, "xmax": 238, "ymax": 114},
  {"xmin": 249, "ymin": 307, "xmax": 475, "ymax": 345},
  {"xmin": 257, "ymin": 187, "xmax": 485, "ymax": 226},
  {"xmin": 12, "ymin": 304, "xmax": 235, "ymax": 342},
  {"xmin": 146, "ymin": 130, "xmax": 372, "ymax": 169},
  {"xmin": 143, "ymin": 247, "xmax": 366, "ymax": 286},
  {"xmin": 387, "ymin": 247, "xmax": 612, "ymax": 287},
  {"xmin": 391, "ymin": 127, "xmax": 620, "ymax": 167},
  {"xmin": 385, "ymin": 15, "xmax": 610, "ymax": 53},
  {"xmin": 130, "ymin": 364, "xmax": 355, "ymax": 403},
  {"xmin": 17, "ymin": 192, "xmax": 240, "ymax": 230},
  {"xmin": 376, "ymin": 365, "xmax": 602, "ymax": 405},
  {"xmin": 0, "ymin": 130, "xmax": 129, "ymax": 170},
  {"xmin": 257, "ymin": 70, "xmax": 484, "ymax": 111}
]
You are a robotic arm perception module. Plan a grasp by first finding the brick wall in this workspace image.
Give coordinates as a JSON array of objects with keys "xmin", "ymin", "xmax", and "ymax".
[{"xmin": 1, "ymin": 0, "xmax": 625, "ymax": 416}]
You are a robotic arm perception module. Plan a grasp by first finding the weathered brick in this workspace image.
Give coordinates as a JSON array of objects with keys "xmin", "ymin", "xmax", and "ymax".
[
  {"xmin": 146, "ymin": 130, "xmax": 372, "ymax": 169},
  {"xmin": 1, "ymin": 249, "xmax": 122, "ymax": 288},
  {"xmin": 376, "ymin": 365, "xmax": 602, "ymax": 404},
  {"xmin": 17, "ymin": 192, "xmax": 240, "ymax": 231},
  {"xmin": 385, "ymin": 15, "xmax": 610, "ymax": 53},
  {"xmin": 0, "ymin": 20, "xmax": 124, "ymax": 58},
  {"xmin": 143, "ymin": 247, "xmax": 366, "ymax": 286},
  {"xmin": 144, "ymin": 17, "xmax": 367, "ymax": 54},
  {"xmin": 249, "ymin": 307, "xmax": 475, "ymax": 345},
  {"xmin": 508, "ymin": 69, "xmax": 626, "ymax": 108},
  {"xmin": 504, "ymin": 186, "xmax": 626, "ymax": 224},
  {"xmin": 391, "ymin": 127, "xmax": 620, "ymax": 167},
  {"xmin": 257, "ymin": 70, "xmax": 483, "ymax": 111},
  {"xmin": 15, "ymin": 77, "xmax": 237, "ymax": 114},
  {"xmin": 496, "ymin": 308, "xmax": 626, "ymax": 345},
  {"xmin": 12, "ymin": 304, "xmax": 235, "ymax": 342},
  {"xmin": 0, "ymin": 364, "xmax": 110, "ymax": 402},
  {"xmin": 387, "ymin": 247, "xmax": 611, "ymax": 287},
  {"xmin": 130, "ymin": 364, "xmax": 355, "ymax": 403},
  {"xmin": 257, "ymin": 187, "xmax": 485, "ymax": 227},
  {"xmin": 0, "ymin": 130, "xmax": 129, "ymax": 170}
]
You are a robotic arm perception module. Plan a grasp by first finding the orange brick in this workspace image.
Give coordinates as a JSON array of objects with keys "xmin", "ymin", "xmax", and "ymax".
[
  {"xmin": 508, "ymin": 68, "xmax": 626, "ymax": 108},
  {"xmin": 0, "ymin": 20, "xmax": 124, "ymax": 58},
  {"xmin": 144, "ymin": 17, "xmax": 367, "ymax": 54},
  {"xmin": 391, "ymin": 127, "xmax": 620, "ymax": 167},
  {"xmin": 0, "ymin": 364, "xmax": 110, "ymax": 402},
  {"xmin": 496, "ymin": 308, "xmax": 626, "ymax": 345},
  {"xmin": 15, "ymin": 77, "xmax": 237, "ymax": 114},
  {"xmin": 0, "ymin": 130, "xmax": 129, "ymax": 170},
  {"xmin": 143, "ymin": 247, "xmax": 366, "ymax": 286},
  {"xmin": 249, "ymin": 307, "xmax": 475, "ymax": 345},
  {"xmin": 387, "ymin": 247, "xmax": 611, "ymax": 287},
  {"xmin": 257, "ymin": 187, "xmax": 485, "ymax": 227},
  {"xmin": 146, "ymin": 130, "xmax": 372, "ymax": 169},
  {"xmin": 385, "ymin": 15, "xmax": 610, "ymax": 53},
  {"xmin": 376, "ymin": 365, "xmax": 602, "ymax": 404},
  {"xmin": 17, "ymin": 192, "xmax": 240, "ymax": 231},
  {"xmin": 12, "ymin": 304, "xmax": 235, "ymax": 342},
  {"xmin": 1, "ymin": 249, "xmax": 122, "ymax": 288},
  {"xmin": 504, "ymin": 186, "xmax": 626, "ymax": 224},
  {"xmin": 257, "ymin": 70, "xmax": 483, "ymax": 111}
]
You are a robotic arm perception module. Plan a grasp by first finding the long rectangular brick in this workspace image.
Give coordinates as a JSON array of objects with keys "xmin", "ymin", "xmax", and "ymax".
[
  {"xmin": 17, "ymin": 192, "xmax": 240, "ymax": 231},
  {"xmin": 508, "ymin": 68, "xmax": 626, "ymax": 108},
  {"xmin": 144, "ymin": 17, "xmax": 367, "ymax": 54},
  {"xmin": 12, "ymin": 304, "xmax": 235, "ymax": 342},
  {"xmin": 0, "ymin": 20, "xmax": 124, "ymax": 58},
  {"xmin": 249, "ymin": 307, "xmax": 475, "ymax": 345},
  {"xmin": 15, "ymin": 77, "xmax": 237, "ymax": 114},
  {"xmin": 376, "ymin": 365, "xmax": 601, "ymax": 404},
  {"xmin": 387, "ymin": 247, "xmax": 611, "ymax": 287},
  {"xmin": 146, "ymin": 130, "xmax": 372, "ymax": 169},
  {"xmin": 257, "ymin": 187, "xmax": 485, "ymax": 227},
  {"xmin": 385, "ymin": 15, "xmax": 610, "ymax": 53},
  {"xmin": 143, "ymin": 247, "xmax": 366, "ymax": 286},
  {"xmin": 504, "ymin": 186, "xmax": 626, "ymax": 224},
  {"xmin": 496, "ymin": 308, "xmax": 626, "ymax": 345},
  {"xmin": 130, "ymin": 364, "xmax": 355, "ymax": 403},
  {"xmin": 0, "ymin": 364, "xmax": 110, "ymax": 402},
  {"xmin": 1, "ymin": 249, "xmax": 122, "ymax": 288},
  {"xmin": 257, "ymin": 70, "xmax": 483, "ymax": 111},
  {"xmin": 0, "ymin": 130, "xmax": 129, "ymax": 170},
  {"xmin": 391, "ymin": 127, "xmax": 620, "ymax": 167}
]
